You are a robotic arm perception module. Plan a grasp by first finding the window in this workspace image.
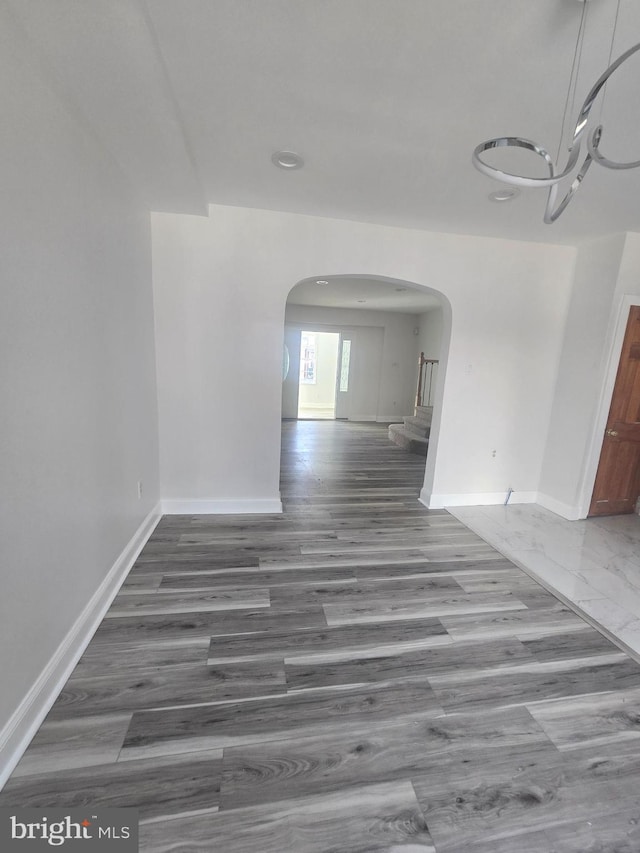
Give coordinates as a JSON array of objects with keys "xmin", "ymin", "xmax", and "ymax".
[
  {"xmin": 299, "ymin": 332, "xmax": 317, "ymax": 384},
  {"xmin": 339, "ymin": 339, "xmax": 351, "ymax": 392}
]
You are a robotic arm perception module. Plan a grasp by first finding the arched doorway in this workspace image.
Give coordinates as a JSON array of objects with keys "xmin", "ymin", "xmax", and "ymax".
[{"xmin": 280, "ymin": 274, "xmax": 452, "ymax": 506}]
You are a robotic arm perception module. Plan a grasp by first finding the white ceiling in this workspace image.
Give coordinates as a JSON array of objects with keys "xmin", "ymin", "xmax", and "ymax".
[
  {"xmin": 288, "ymin": 276, "xmax": 441, "ymax": 314},
  {"xmin": 5, "ymin": 0, "xmax": 640, "ymax": 245}
]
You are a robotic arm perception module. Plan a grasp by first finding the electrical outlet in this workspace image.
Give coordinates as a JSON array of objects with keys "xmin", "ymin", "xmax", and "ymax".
[{"xmin": 137, "ymin": 480, "xmax": 143, "ymax": 500}]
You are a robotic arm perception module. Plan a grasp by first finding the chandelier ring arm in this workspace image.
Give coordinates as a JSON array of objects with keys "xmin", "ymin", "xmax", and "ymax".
[
  {"xmin": 472, "ymin": 137, "xmax": 580, "ymax": 188},
  {"xmin": 472, "ymin": 40, "xmax": 640, "ymax": 222},
  {"xmin": 576, "ymin": 42, "xmax": 640, "ymax": 170},
  {"xmin": 544, "ymin": 152, "xmax": 595, "ymax": 223},
  {"xmin": 587, "ymin": 125, "xmax": 640, "ymax": 170}
]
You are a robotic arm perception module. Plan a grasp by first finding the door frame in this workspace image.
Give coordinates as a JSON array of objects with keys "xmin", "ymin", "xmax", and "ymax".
[
  {"xmin": 334, "ymin": 333, "xmax": 352, "ymax": 420},
  {"xmin": 578, "ymin": 294, "xmax": 640, "ymax": 518},
  {"xmin": 296, "ymin": 329, "xmax": 340, "ymax": 420}
]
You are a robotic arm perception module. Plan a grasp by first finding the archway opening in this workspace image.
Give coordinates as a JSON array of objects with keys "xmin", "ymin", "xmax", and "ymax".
[{"xmin": 280, "ymin": 274, "xmax": 451, "ymax": 506}]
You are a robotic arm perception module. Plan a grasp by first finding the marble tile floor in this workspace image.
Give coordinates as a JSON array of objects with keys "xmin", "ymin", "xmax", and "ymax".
[{"xmin": 449, "ymin": 504, "xmax": 640, "ymax": 662}]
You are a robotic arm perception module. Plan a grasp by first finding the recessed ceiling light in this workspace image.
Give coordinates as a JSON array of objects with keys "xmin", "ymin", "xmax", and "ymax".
[
  {"xmin": 357, "ymin": 299, "xmax": 366, "ymax": 303},
  {"xmin": 272, "ymin": 150, "xmax": 304, "ymax": 170},
  {"xmin": 488, "ymin": 187, "xmax": 520, "ymax": 203},
  {"xmin": 315, "ymin": 279, "xmax": 329, "ymax": 285},
  {"xmin": 395, "ymin": 287, "xmax": 407, "ymax": 292}
]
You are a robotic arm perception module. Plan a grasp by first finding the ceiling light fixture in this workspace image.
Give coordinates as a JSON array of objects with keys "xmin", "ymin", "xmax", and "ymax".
[
  {"xmin": 472, "ymin": 0, "xmax": 640, "ymax": 223},
  {"xmin": 271, "ymin": 150, "xmax": 304, "ymax": 170},
  {"xmin": 488, "ymin": 188, "xmax": 520, "ymax": 203},
  {"xmin": 315, "ymin": 279, "xmax": 329, "ymax": 285}
]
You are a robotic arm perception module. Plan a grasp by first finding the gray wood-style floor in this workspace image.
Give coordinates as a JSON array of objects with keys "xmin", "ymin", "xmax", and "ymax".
[{"xmin": 3, "ymin": 420, "xmax": 640, "ymax": 852}]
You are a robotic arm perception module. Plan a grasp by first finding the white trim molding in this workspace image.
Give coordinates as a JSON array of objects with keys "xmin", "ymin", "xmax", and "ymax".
[
  {"xmin": 421, "ymin": 489, "xmax": 538, "ymax": 509},
  {"xmin": 0, "ymin": 502, "xmax": 162, "ymax": 788},
  {"xmin": 162, "ymin": 497, "xmax": 283, "ymax": 515},
  {"xmin": 537, "ymin": 492, "xmax": 582, "ymax": 521}
]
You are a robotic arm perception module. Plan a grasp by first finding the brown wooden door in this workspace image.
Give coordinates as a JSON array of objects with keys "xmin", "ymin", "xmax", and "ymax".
[{"xmin": 589, "ymin": 305, "xmax": 640, "ymax": 516}]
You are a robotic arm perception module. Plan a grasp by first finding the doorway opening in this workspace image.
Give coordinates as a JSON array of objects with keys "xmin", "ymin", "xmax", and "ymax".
[
  {"xmin": 281, "ymin": 273, "xmax": 451, "ymax": 508},
  {"xmin": 297, "ymin": 330, "xmax": 340, "ymax": 419},
  {"xmin": 588, "ymin": 305, "xmax": 640, "ymax": 516}
]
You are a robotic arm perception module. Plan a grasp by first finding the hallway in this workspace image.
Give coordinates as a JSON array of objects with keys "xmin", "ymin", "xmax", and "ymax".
[{"xmin": 2, "ymin": 421, "xmax": 640, "ymax": 851}]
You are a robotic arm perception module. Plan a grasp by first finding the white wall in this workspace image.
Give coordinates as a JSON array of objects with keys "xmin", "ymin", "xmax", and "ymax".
[
  {"xmin": 152, "ymin": 204, "xmax": 575, "ymax": 512},
  {"xmin": 416, "ymin": 309, "xmax": 443, "ymax": 361},
  {"xmin": 339, "ymin": 325, "xmax": 384, "ymax": 420},
  {"xmin": 538, "ymin": 234, "xmax": 623, "ymax": 517},
  {"xmin": 615, "ymin": 233, "xmax": 640, "ymax": 301},
  {"xmin": 378, "ymin": 313, "xmax": 422, "ymax": 420},
  {"xmin": 0, "ymin": 15, "xmax": 160, "ymax": 779},
  {"xmin": 415, "ymin": 308, "xmax": 443, "ymax": 407},
  {"xmin": 281, "ymin": 327, "xmax": 301, "ymax": 418},
  {"xmin": 284, "ymin": 304, "xmax": 419, "ymax": 421}
]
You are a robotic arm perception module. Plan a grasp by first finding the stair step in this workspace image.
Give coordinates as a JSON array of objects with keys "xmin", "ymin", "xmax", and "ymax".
[
  {"xmin": 388, "ymin": 423, "xmax": 428, "ymax": 456},
  {"xmin": 402, "ymin": 416, "xmax": 430, "ymax": 439},
  {"xmin": 414, "ymin": 406, "xmax": 433, "ymax": 425}
]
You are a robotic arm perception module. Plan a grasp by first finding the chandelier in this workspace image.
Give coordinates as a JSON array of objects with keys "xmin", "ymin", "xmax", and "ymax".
[{"xmin": 472, "ymin": 1, "xmax": 640, "ymax": 223}]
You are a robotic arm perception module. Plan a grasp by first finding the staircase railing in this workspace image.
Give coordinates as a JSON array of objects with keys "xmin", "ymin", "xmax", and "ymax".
[{"xmin": 416, "ymin": 353, "xmax": 439, "ymax": 409}]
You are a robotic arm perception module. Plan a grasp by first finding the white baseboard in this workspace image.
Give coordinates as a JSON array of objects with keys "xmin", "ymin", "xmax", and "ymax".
[
  {"xmin": 162, "ymin": 497, "xmax": 283, "ymax": 515},
  {"xmin": 376, "ymin": 415, "xmax": 402, "ymax": 423},
  {"xmin": 348, "ymin": 415, "xmax": 377, "ymax": 422},
  {"xmin": 421, "ymin": 489, "xmax": 538, "ymax": 509},
  {"xmin": 0, "ymin": 502, "xmax": 162, "ymax": 789},
  {"xmin": 536, "ymin": 492, "xmax": 583, "ymax": 521}
]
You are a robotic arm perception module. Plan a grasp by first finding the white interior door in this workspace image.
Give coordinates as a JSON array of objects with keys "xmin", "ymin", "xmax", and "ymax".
[{"xmin": 335, "ymin": 336, "xmax": 352, "ymax": 419}]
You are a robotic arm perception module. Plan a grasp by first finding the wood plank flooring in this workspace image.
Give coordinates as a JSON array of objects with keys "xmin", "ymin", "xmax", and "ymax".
[{"xmin": 3, "ymin": 420, "xmax": 640, "ymax": 851}]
